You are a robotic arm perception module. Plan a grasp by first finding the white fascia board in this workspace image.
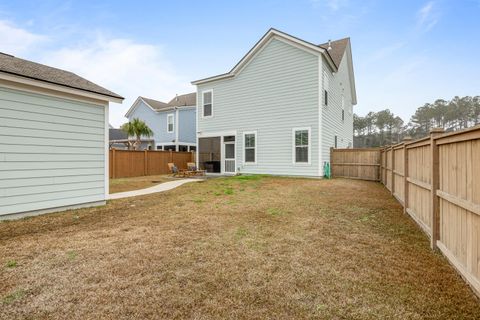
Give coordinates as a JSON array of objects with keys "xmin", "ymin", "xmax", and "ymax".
[
  {"xmin": 191, "ymin": 29, "xmax": 337, "ymax": 86},
  {"xmin": 0, "ymin": 71, "xmax": 123, "ymax": 104}
]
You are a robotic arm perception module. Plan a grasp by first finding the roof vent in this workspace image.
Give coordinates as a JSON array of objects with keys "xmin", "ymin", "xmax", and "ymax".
[{"xmin": 327, "ymin": 40, "xmax": 332, "ymax": 51}]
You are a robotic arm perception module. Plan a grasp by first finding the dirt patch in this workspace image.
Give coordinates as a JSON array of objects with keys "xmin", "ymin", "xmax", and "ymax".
[{"xmin": 1, "ymin": 176, "xmax": 479, "ymax": 319}]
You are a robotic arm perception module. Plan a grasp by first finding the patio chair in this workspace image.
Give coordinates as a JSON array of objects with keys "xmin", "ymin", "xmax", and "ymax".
[
  {"xmin": 168, "ymin": 163, "xmax": 194, "ymax": 177},
  {"xmin": 187, "ymin": 162, "xmax": 206, "ymax": 176}
]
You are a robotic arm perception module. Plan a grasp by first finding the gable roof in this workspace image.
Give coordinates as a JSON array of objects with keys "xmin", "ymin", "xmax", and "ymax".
[
  {"xmin": 168, "ymin": 92, "xmax": 196, "ymax": 107},
  {"xmin": 318, "ymin": 38, "xmax": 350, "ymax": 69},
  {"xmin": 141, "ymin": 96, "xmax": 171, "ymax": 111},
  {"xmin": 109, "ymin": 128, "xmax": 128, "ymax": 141},
  {"xmin": 125, "ymin": 93, "xmax": 196, "ymax": 118},
  {"xmin": 0, "ymin": 52, "xmax": 123, "ymax": 102},
  {"xmin": 191, "ymin": 28, "xmax": 343, "ymax": 85}
]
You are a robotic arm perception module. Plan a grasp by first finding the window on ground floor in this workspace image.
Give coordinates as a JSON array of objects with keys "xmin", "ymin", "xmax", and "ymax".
[
  {"xmin": 164, "ymin": 145, "xmax": 176, "ymax": 151},
  {"xmin": 179, "ymin": 145, "xmax": 188, "ymax": 152},
  {"xmin": 189, "ymin": 146, "xmax": 196, "ymax": 152},
  {"xmin": 244, "ymin": 131, "xmax": 256, "ymax": 164},
  {"xmin": 293, "ymin": 128, "xmax": 310, "ymax": 164}
]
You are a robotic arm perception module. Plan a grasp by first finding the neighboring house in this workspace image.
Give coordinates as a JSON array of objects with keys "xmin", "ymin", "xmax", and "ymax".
[
  {"xmin": 0, "ymin": 52, "xmax": 123, "ymax": 219},
  {"xmin": 192, "ymin": 28, "xmax": 356, "ymax": 176},
  {"xmin": 108, "ymin": 128, "xmax": 153, "ymax": 150},
  {"xmin": 124, "ymin": 92, "xmax": 196, "ymax": 152}
]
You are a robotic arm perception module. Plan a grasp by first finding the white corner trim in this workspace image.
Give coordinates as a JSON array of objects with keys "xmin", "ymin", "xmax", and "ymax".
[
  {"xmin": 201, "ymin": 89, "xmax": 213, "ymax": 119},
  {"xmin": 243, "ymin": 130, "xmax": 257, "ymax": 165},
  {"xmin": 104, "ymin": 103, "xmax": 110, "ymax": 198},
  {"xmin": 292, "ymin": 127, "xmax": 312, "ymax": 165},
  {"xmin": 318, "ymin": 55, "xmax": 324, "ymax": 176}
]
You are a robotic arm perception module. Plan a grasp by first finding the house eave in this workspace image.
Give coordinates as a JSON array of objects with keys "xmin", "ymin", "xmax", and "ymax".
[
  {"xmin": 0, "ymin": 71, "xmax": 123, "ymax": 104},
  {"xmin": 191, "ymin": 28, "xmax": 338, "ymax": 86}
]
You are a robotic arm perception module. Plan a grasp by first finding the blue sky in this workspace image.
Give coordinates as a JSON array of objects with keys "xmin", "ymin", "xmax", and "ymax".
[{"xmin": 1, "ymin": 0, "xmax": 479, "ymax": 126}]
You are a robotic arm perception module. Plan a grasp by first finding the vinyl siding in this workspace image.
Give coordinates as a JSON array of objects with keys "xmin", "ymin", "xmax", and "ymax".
[
  {"xmin": 197, "ymin": 38, "xmax": 320, "ymax": 176},
  {"xmin": 178, "ymin": 108, "xmax": 196, "ymax": 143},
  {"xmin": 320, "ymin": 45, "xmax": 354, "ymax": 166},
  {"xmin": 0, "ymin": 86, "xmax": 106, "ymax": 216},
  {"xmin": 127, "ymin": 101, "xmax": 196, "ymax": 145}
]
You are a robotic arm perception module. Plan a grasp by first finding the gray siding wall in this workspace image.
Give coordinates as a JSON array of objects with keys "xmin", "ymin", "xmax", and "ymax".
[
  {"xmin": 197, "ymin": 38, "xmax": 320, "ymax": 176},
  {"xmin": 128, "ymin": 101, "xmax": 196, "ymax": 145},
  {"xmin": 0, "ymin": 86, "xmax": 106, "ymax": 216},
  {"xmin": 320, "ymin": 46, "xmax": 354, "ymax": 165},
  {"xmin": 178, "ymin": 108, "xmax": 196, "ymax": 143}
]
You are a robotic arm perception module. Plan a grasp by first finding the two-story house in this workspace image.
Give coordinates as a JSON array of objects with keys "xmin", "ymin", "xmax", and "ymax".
[
  {"xmin": 192, "ymin": 28, "xmax": 357, "ymax": 176},
  {"xmin": 124, "ymin": 92, "xmax": 196, "ymax": 151}
]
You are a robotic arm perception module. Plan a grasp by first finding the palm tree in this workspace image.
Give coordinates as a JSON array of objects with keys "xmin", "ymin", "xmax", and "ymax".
[{"xmin": 121, "ymin": 118, "xmax": 154, "ymax": 150}]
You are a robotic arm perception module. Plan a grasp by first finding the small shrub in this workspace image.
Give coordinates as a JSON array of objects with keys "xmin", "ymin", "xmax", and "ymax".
[{"xmin": 224, "ymin": 188, "xmax": 234, "ymax": 195}]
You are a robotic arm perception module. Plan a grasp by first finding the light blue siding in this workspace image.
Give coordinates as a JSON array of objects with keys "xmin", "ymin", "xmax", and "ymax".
[
  {"xmin": 0, "ymin": 86, "xmax": 106, "ymax": 216},
  {"xmin": 197, "ymin": 38, "xmax": 320, "ymax": 176},
  {"xmin": 127, "ymin": 101, "xmax": 196, "ymax": 146},
  {"xmin": 178, "ymin": 108, "xmax": 196, "ymax": 143}
]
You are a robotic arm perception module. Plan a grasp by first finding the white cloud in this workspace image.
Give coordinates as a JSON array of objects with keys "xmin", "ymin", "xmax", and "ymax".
[
  {"xmin": 417, "ymin": 1, "xmax": 440, "ymax": 31},
  {"xmin": 43, "ymin": 36, "xmax": 193, "ymax": 126},
  {"xmin": 0, "ymin": 20, "xmax": 47, "ymax": 55},
  {"xmin": 0, "ymin": 20, "xmax": 193, "ymax": 127}
]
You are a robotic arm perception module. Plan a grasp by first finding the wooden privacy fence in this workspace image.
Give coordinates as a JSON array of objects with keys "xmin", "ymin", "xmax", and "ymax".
[
  {"xmin": 332, "ymin": 125, "xmax": 480, "ymax": 298},
  {"xmin": 330, "ymin": 148, "xmax": 381, "ymax": 181},
  {"xmin": 109, "ymin": 149, "xmax": 195, "ymax": 179}
]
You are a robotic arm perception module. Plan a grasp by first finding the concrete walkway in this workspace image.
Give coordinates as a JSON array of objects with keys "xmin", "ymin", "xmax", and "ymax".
[{"xmin": 108, "ymin": 178, "xmax": 201, "ymax": 200}]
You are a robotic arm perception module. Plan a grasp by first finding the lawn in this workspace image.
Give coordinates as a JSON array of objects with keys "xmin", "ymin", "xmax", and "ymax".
[
  {"xmin": 1, "ymin": 176, "xmax": 479, "ymax": 319},
  {"xmin": 109, "ymin": 174, "xmax": 175, "ymax": 193}
]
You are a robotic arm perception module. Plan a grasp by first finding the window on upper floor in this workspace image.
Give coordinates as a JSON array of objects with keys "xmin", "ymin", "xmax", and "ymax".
[
  {"xmin": 167, "ymin": 114, "xmax": 174, "ymax": 133},
  {"xmin": 202, "ymin": 90, "xmax": 213, "ymax": 117},
  {"xmin": 323, "ymin": 71, "xmax": 329, "ymax": 107}
]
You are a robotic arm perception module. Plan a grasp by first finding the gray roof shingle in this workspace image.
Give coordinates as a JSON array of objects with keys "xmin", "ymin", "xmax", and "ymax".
[
  {"xmin": 0, "ymin": 52, "xmax": 123, "ymax": 100},
  {"xmin": 139, "ymin": 92, "xmax": 196, "ymax": 112},
  {"xmin": 167, "ymin": 92, "xmax": 196, "ymax": 107},
  {"xmin": 318, "ymin": 38, "xmax": 350, "ymax": 68}
]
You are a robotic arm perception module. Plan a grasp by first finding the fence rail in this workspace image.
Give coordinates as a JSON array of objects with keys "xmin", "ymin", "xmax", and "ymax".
[
  {"xmin": 109, "ymin": 149, "xmax": 195, "ymax": 179},
  {"xmin": 332, "ymin": 125, "xmax": 480, "ymax": 298}
]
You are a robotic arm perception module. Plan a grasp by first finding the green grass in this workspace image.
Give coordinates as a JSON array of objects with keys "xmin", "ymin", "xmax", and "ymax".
[
  {"xmin": 66, "ymin": 251, "xmax": 77, "ymax": 261},
  {"xmin": 5, "ymin": 260, "xmax": 17, "ymax": 268},
  {"xmin": 2, "ymin": 289, "xmax": 25, "ymax": 305}
]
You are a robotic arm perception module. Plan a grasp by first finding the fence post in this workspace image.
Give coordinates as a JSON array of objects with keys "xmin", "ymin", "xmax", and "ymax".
[
  {"xmin": 403, "ymin": 137, "xmax": 412, "ymax": 214},
  {"xmin": 144, "ymin": 150, "xmax": 148, "ymax": 176},
  {"xmin": 169, "ymin": 149, "xmax": 173, "ymax": 163},
  {"xmin": 430, "ymin": 128, "xmax": 444, "ymax": 250},
  {"xmin": 111, "ymin": 148, "xmax": 116, "ymax": 179},
  {"xmin": 391, "ymin": 146, "xmax": 395, "ymax": 195}
]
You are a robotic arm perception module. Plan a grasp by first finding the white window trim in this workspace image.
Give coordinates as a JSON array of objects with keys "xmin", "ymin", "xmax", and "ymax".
[
  {"xmin": 167, "ymin": 113, "xmax": 174, "ymax": 133},
  {"xmin": 202, "ymin": 89, "xmax": 213, "ymax": 118},
  {"xmin": 243, "ymin": 130, "xmax": 257, "ymax": 165},
  {"xmin": 292, "ymin": 127, "xmax": 311, "ymax": 165}
]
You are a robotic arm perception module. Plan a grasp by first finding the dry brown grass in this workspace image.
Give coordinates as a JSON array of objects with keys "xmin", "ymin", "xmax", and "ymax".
[
  {"xmin": 1, "ymin": 176, "xmax": 479, "ymax": 319},
  {"xmin": 109, "ymin": 175, "xmax": 175, "ymax": 194}
]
